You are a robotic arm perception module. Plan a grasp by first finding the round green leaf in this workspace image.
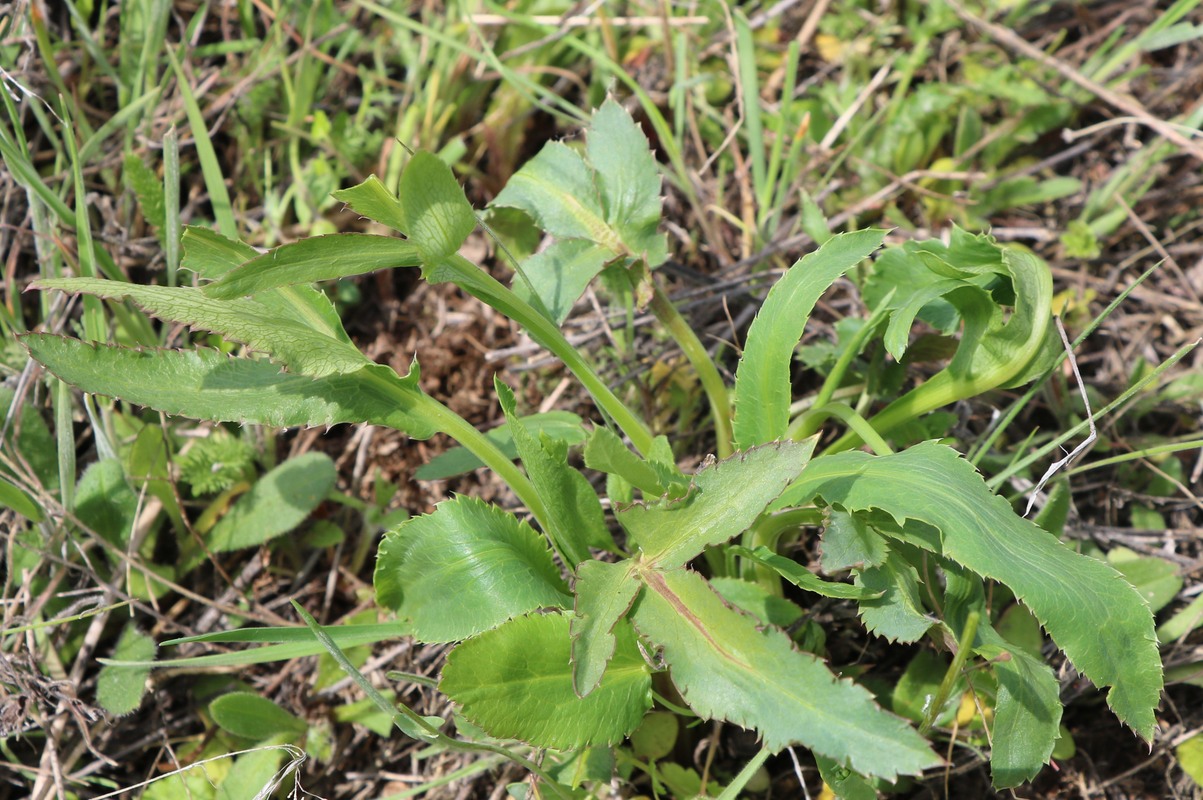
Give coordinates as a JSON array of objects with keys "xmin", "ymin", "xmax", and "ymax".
[
  {"xmin": 96, "ymin": 627, "xmax": 155, "ymax": 716},
  {"xmin": 441, "ymin": 613, "xmax": 651, "ymax": 749},
  {"xmin": 374, "ymin": 496, "xmax": 570, "ymax": 642},
  {"xmin": 209, "ymin": 692, "xmax": 308, "ymax": 741},
  {"xmin": 630, "ymin": 711, "xmax": 677, "ymax": 760}
]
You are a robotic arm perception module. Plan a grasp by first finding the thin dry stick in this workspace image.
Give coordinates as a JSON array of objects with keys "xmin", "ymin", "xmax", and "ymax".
[
  {"xmin": 786, "ymin": 747, "xmax": 812, "ymax": 800},
  {"xmin": 819, "ymin": 60, "xmax": 893, "ymax": 151},
  {"xmin": 1025, "ymin": 317, "xmax": 1097, "ymax": 517},
  {"xmin": 943, "ymin": 0, "xmax": 1203, "ymax": 165}
]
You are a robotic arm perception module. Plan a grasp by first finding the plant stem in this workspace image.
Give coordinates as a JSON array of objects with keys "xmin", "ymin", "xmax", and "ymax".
[
  {"xmin": 412, "ymin": 393, "xmax": 553, "ymax": 534},
  {"xmin": 793, "ymin": 299, "xmax": 892, "ymax": 441},
  {"xmin": 439, "ymin": 255, "xmax": 656, "ymax": 456},
  {"xmin": 810, "ymin": 403, "xmax": 895, "ymax": 456},
  {"xmin": 738, "ymin": 508, "xmax": 825, "ymax": 591},
  {"xmin": 919, "ymin": 610, "xmax": 979, "ymax": 737},
  {"xmin": 715, "ymin": 747, "xmax": 771, "ymax": 800},
  {"xmin": 649, "ymin": 279, "xmax": 733, "ymax": 458}
]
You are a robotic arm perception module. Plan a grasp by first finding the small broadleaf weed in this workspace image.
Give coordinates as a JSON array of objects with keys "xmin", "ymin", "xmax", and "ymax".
[{"xmin": 24, "ymin": 100, "xmax": 1163, "ymax": 794}]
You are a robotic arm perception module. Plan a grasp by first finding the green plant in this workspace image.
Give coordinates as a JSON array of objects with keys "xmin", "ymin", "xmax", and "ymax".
[{"xmin": 24, "ymin": 101, "xmax": 1165, "ymax": 796}]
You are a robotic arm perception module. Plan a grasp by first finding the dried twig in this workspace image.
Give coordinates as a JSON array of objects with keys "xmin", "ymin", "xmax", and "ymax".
[{"xmin": 1026, "ymin": 317, "xmax": 1097, "ymax": 516}]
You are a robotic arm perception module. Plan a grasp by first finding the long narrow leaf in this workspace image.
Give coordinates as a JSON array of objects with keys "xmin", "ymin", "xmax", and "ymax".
[
  {"xmin": 617, "ymin": 441, "xmax": 815, "ymax": 569},
  {"xmin": 205, "ymin": 234, "xmax": 421, "ymax": 299},
  {"xmin": 103, "ymin": 625, "xmax": 400, "ymax": 669},
  {"xmin": 21, "ymin": 335, "xmax": 438, "ymax": 438},
  {"xmin": 292, "ymin": 601, "xmax": 441, "ymax": 742},
  {"xmin": 787, "ymin": 442, "xmax": 1162, "ymax": 739},
  {"xmin": 35, "ymin": 278, "xmax": 367, "ymax": 377},
  {"xmin": 733, "ymin": 230, "xmax": 886, "ymax": 449}
]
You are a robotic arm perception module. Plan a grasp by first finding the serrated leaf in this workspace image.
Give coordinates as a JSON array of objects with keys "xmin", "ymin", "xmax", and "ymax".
[
  {"xmin": 820, "ymin": 509, "xmax": 889, "ymax": 571},
  {"xmin": 36, "ymin": 278, "xmax": 367, "ymax": 377},
  {"xmin": 789, "ymin": 442, "xmax": 1162, "ymax": 739},
  {"xmin": 184, "ymin": 452, "xmax": 335, "ymax": 570},
  {"xmin": 96, "ymin": 626, "xmax": 155, "ymax": 715},
  {"xmin": 733, "ymin": 230, "xmax": 887, "ymax": 449},
  {"xmin": 183, "ymin": 228, "xmax": 359, "ymax": 354},
  {"xmin": 582, "ymin": 423, "xmax": 688, "ymax": 500},
  {"xmin": 728, "ymin": 546, "xmax": 881, "ymax": 600},
  {"xmin": 630, "ymin": 567, "xmax": 938, "ymax": 778},
  {"xmin": 586, "ymin": 99, "xmax": 667, "ymax": 264},
  {"xmin": 584, "ymin": 426, "xmax": 683, "ymax": 498},
  {"xmin": 374, "ymin": 496, "xmax": 570, "ymax": 642},
  {"xmin": 512, "ymin": 238, "xmax": 612, "ymax": 325},
  {"xmin": 571, "ymin": 559, "xmax": 641, "ymax": 697},
  {"xmin": 331, "ymin": 174, "xmax": 408, "ymax": 232},
  {"xmin": 21, "ymin": 336, "xmax": 438, "ymax": 437},
  {"xmin": 709, "ymin": 576, "xmax": 805, "ymax": 629},
  {"xmin": 617, "ymin": 440, "xmax": 815, "ymax": 569},
  {"xmin": 441, "ymin": 612, "xmax": 651, "ymax": 749},
  {"xmin": 493, "ymin": 141, "xmax": 617, "ymax": 249},
  {"xmin": 397, "ymin": 151, "xmax": 477, "ymax": 264},
  {"xmin": 1107, "ymin": 547, "xmax": 1182, "ymax": 614},
  {"xmin": 847, "ymin": 233, "xmax": 1059, "ymax": 447},
  {"xmin": 414, "ymin": 411, "xmax": 585, "ymax": 480},
  {"xmin": 875, "ymin": 229, "xmax": 1057, "ymax": 390},
  {"xmin": 209, "ymin": 692, "xmax": 308, "ymax": 740},
  {"xmin": 205, "ymin": 234, "xmax": 421, "ymax": 300},
  {"xmin": 497, "ymin": 380, "xmax": 613, "ymax": 564},
  {"xmin": 856, "ymin": 550, "xmax": 935, "ymax": 643}
]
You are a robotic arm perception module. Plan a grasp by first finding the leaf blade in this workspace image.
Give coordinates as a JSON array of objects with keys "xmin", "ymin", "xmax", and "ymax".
[
  {"xmin": 35, "ymin": 278, "xmax": 367, "ymax": 377},
  {"xmin": 204, "ymin": 234, "xmax": 422, "ymax": 299},
  {"xmin": 631, "ymin": 567, "xmax": 938, "ymax": 778},
  {"xmin": 21, "ymin": 336, "xmax": 438, "ymax": 437},
  {"xmin": 790, "ymin": 442, "xmax": 1162, "ymax": 739},
  {"xmin": 733, "ymin": 230, "xmax": 886, "ymax": 449},
  {"xmin": 497, "ymin": 380, "xmax": 613, "ymax": 564},
  {"xmin": 397, "ymin": 151, "xmax": 477, "ymax": 263},
  {"xmin": 728, "ymin": 545, "xmax": 882, "ymax": 600},
  {"xmin": 571, "ymin": 560, "xmax": 642, "ymax": 696},
  {"xmin": 441, "ymin": 613, "xmax": 651, "ymax": 749},
  {"xmin": 617, "ymin": 440, "xmax": 816, "ymax": 569},
  {"xmin": 182, "ymin": 453, "xmax": 336, "ymax": 571},
  {"xmin": 373, "ymin": 496, "xmax": 570, "ymax": 642}
]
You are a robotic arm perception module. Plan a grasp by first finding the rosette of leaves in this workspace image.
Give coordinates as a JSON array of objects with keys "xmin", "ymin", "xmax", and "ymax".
[{"xmin": 23, "ymin": 100, "xmax": 1163, "ymax": 794}]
